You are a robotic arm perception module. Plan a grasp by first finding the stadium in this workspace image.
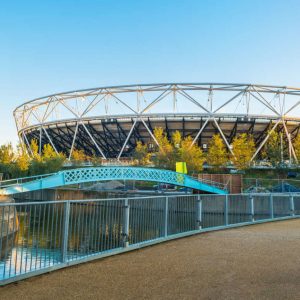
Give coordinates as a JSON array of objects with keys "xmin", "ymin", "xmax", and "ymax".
[{"xmin": 14, "ymin": 83, "xmax": 300, "ymax": 162}]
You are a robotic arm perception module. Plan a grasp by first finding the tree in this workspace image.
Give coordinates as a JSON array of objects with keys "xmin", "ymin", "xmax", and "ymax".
[
  {"xmin": 152, "ymin": 127, "xmax": 175, "ymax": 169},
  {"xmin": 263, "ymin": 131, "xmax": 286, "ymax": 167},
  {"xmin": 293, "ymin": 134, "xmax": 300, "ymax": 163},
  {"xmin": 30, "ymin": 139, "xmax": 41, "ymax": 161},
  {"xmin": 0, "ymin": 143, "xmax": 15, "ymax": 179},
  {"xmin": 133, "ymin": 141, "xmax": 151, "ymax": 165},
  {"xmin": 179, "ymin": 135, "xmax": 205, "ymax": 173},
  {"xmin": 15, "ymin": 143, "xmax": 30, "ymax": 172},
  {"xmin": 0, "ymin": 143, "xmax": 14, "ymax": 164},
  {"xmin": 231, "ymin": 134, "xmax": 256, "ymax": 170},
  {"xmin": 206, "ymin": 134, "xmax": 228, "ymax": 171},
  {"xmin": 42, "ymin": 144, "xmax": 57, "ymax": 159},
  {"xmin": 71, "ymin": 149, "xmax": 87, "ymax": 164}
]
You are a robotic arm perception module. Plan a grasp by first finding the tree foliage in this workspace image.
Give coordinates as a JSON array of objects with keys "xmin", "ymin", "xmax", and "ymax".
[
  {"xmin": 133, "ymin": 141, "xmax": 151, "ymax": 165},
  {"xmin": 293, "ymin": 134, "xmax": 300, "ymax": 163},
  {"xmin": 262, "ymin": 131, "xmax": 286, "ymax": 167},
  {"xmin": 0, "ymin": 141, "xmax": 65, "ymax": 179},
  {"xmin": 206, "ymin": 134, "xmax": 228, "ymax": 171},
  {"xmin": 231, "ymin": 134, "xmax": 256, "ymax": 170},
  {"xmin": 133, "ymin": 128, "xmax": 205, "ymax": 173},
  {"xmin": 71, "ymin": 149, "xmax": 88, "ymax": 164},
  {"xmin": 152, "ymin": 127, "xmax": 175, "ymax": 169},
  {"xmin": 177, "ymin": 134, "xmax": 205, "ymax": 173}
]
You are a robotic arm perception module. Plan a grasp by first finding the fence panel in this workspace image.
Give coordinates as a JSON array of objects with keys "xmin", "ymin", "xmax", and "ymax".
[
  {"xmin": 272, "ymin": 195, "xmax": 290, "ymax": 217},
  {"xmin": 129, "ymin": 197, "xmax": 165, "ymax": 245},
  {"xmin": 167, "ymin": 195, "xmax": 198, "ymax": 235},
  {"xmin": 67, "ymin": 199, "xmax": 123, "ymax": 261},
  {"xmin": 0, "ymin": 202, "xmax": 65, "ymax": 280},
  {"xmin": 228, "ymin": 195, "xmax": 249, "ymax": 224},
  {"xmin": 201, "ymin": 195, "xmax": 225, "ymax": 228},
  {"xmin": 253, "ymin": 195, "xmax": 270, "ymax": 220}
]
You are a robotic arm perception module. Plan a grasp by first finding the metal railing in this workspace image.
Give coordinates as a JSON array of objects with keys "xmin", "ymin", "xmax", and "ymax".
[
  {"xmin": 0, "ymin": 193, "xmax": 299, "ymax": 285},
  {"xmin": 0, "ymin": 173, "xmax": 54, "ymax": 189},
  {"xmin": 243, "ymin": 177, "xmax": 300, "ymax": 192}
]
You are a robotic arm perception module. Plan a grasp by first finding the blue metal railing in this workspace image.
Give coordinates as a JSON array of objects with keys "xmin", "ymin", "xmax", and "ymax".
[
  {"xmin": 0, "ymin": 193, "xmax": 299, "ymax": 285},
  {"xmin": 0, "ymin": 167, "xmax": 228, "ymax": 195}
]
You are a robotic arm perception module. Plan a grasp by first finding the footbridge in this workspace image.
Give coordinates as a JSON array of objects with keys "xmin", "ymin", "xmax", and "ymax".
[{"xmin": 0, "ymin": 167, "xmax": 227, "ymax": 195}]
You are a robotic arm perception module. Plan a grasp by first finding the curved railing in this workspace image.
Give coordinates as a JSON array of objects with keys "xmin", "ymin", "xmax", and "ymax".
[{"xmin": 0, "ymin": 193, "xmax": 299, "ymax": 285}]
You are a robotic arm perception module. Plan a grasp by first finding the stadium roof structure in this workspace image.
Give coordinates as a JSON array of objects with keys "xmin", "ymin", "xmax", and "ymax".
[{"xmin": 14, "ymin": 83, "xmax": 300, "ymax": 162}]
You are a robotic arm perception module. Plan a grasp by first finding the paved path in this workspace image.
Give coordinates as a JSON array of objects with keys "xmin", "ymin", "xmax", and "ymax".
[{"xmin": 1, "ymin": 219, "xmax": 300, "ymax": 300}]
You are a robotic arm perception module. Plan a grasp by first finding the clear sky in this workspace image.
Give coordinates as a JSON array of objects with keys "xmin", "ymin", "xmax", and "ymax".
[{"xmin": 1, "ymin": 0, "xmax": 300, "ymax": 144}]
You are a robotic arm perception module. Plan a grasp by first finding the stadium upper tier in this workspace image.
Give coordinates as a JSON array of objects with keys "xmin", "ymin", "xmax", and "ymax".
[{"xmin": 14, "ymin": 83, "xmax": 300, "ymax": 160}]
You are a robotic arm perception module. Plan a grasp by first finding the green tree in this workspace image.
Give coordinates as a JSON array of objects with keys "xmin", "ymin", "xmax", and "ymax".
[
  {"xmin": 293, "ymin": 134, "xmax": 300, "ymax": 163},
  {"xmin": 0, "ymin": 143, "xmax": 14, "ymax": 164},
  {"xmin": 152, "ymin": 127, "xmax": 175, "ymax": 169},
  {"xmin": 42, "ymin": 144, "xmax": 57, "ymax": 159},
  {"xmin": 206, "ymin": 134, "xmax": 228, "ymax": 171},
  {"xmin": 16, "ymin": 143, "xmax": 30, "ymax": 172},
  {"xmin": 0, "ymin": 143, "xmax": 15, "ymax": 179},
  {"xmin": 231, "ymin": 134, "xmax": 256, "ymax": 170},
  {"xmin": 179, "ymin": 135, "xmax": 205, "ymax": 173},
  {"xmin": 263, "ymin": 131, "xmax": 286, "ymax": 167},
  {"xmin": 133, "ymin": 141, "xmax": 151, "ymax": 165},
  {"xmin": 71, "ymin": 149, "xmax": 88, "ymax": 165},
  {"xmin": 30, "ymin": 139, "xmax": 41, "ymax": 161}
]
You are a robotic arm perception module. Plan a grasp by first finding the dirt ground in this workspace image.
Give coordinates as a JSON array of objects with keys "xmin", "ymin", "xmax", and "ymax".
[{"xmin": 1, "ymin": 219, "xmax": 300, "ymax": 300}]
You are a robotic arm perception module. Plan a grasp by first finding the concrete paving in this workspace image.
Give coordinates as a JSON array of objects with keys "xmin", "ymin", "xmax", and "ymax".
[{"xmin": 1, "ymin": 219, "xmax": 300, "ymax": 300}]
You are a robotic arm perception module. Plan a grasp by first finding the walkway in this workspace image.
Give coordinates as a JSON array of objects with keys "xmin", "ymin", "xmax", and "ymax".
[{"xmin": 1, "ymin": 219, "xmax": 300, "ymax": 299}]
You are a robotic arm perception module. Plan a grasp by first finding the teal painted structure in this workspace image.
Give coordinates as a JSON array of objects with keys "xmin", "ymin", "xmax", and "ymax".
[{"xmin": 0, "ymin": 167, "xmax": 228, "ymax": 195}]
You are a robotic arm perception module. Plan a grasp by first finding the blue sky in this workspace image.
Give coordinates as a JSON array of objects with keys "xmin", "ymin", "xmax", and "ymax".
[{"xmin": 1, "ymin": 0, "xmax": 300, "ymax": 144}]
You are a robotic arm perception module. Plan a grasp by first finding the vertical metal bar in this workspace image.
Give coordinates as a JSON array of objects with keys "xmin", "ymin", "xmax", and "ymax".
[
  {"xmin": 123, "ymin": 199, "xmax": 130, "ymax": 247},
  {"xmin": 61, "ymin": 201, "xmax": 70, "ymax": 263},
  {"xmin": 290, "ymin": 194, "xmax": 295, "ymax": 217},
  {"xmin": 224, "ymin": 195, "xmax": 229, "ymax": 225},
  {"xmin": 269, "ymin": 194, "xmax": 274, "ymax": 219},
  {"xmin": 196, "ymin": 195, "xmax": 202, "ymax": 230},
  {"xmin": 249, "ymin": 194, "xmax": 255, "ymax": 222},
  {"xmin": 164, "ymin": 197, "xmax": 169, "ymax": 237}
]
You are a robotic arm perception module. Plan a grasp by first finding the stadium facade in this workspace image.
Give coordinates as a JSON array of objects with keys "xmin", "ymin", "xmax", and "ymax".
[{"xmin": 14, "ymin": 83, "xmax": 300, "ymax": 162}]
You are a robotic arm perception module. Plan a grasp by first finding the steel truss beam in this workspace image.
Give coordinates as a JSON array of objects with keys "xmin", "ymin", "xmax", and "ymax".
[{"xmin": 14, "ymin": 83, "xmax": 300, "ymax": 161}]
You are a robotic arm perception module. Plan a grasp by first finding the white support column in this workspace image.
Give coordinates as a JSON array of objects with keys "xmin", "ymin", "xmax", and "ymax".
[
  {"xmin": 140, "ymin": 118, "xmax": 161, "ymax": 149},
  {"xmin": 68, "ymin": 122, "xmax": 79, "ymax": 160},
  {"xmin": 117, "ymin": 119, "xmax": 137, "ymax": 161},
  {"xmin": 250, "ymin": 119, "xmax": 281, "ymax": 162},
  {"xmin": 39, "ymin": 126, "xmax": 42, "ymax": 155},
  {"xmin": 213, "ymin": 118, "xmax": 235, "ymax": 156},
  {"xmin": 81, "ymin": 122, "xmax": 107, "ymax": 159},
  {"xmin": 190, "ymin": 118, "xmax": 209, "ymax": 148},
  {"xmin": 42, "ymin": 126, "xmax": 59, "ymax": 154},
  {"xmin": 282, "ymin": 120, "xmax": 298, "ymax": 163},
  {"xmin": 22, "ymin": 132, "xmax": 34, "ymax": 156}
]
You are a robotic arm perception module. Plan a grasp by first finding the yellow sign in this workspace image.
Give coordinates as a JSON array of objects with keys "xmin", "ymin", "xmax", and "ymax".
[{"xmin": 176, "ymin": 162, "xmax": 187, "ymax": 174}]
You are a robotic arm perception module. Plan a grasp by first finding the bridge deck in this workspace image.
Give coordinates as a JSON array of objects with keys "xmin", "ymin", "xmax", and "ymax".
[{"xmin": 1, "ymin": 219, "xmax": 299, "ymax": 299}]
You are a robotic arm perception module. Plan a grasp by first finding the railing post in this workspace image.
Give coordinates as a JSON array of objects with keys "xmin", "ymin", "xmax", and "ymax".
[
  {"xmin": 196, "ymin": 195, "xmax": 202, "ymax": 230},
  {"xmin": 224, "ymin": 195, "xmax": 229, "ymax": 226},
  {"xmin": 164, "ymin": 197, "xmax": 169, "ymax": 237},
  {"xmin": 249, "ymin": 194, "xmax": 255, "ymax": 222},
  {"xmin": 123, "ymin": 198, "xmax": 130, "ymax": 247},
  {"xmin": 290, "ymin": 194, "xmax": 295, "ymax": 217},
  {"xmin": 61, "ymin": 201, "xmax": 70, "ymax": 263},
  {"xmin": 269, "ymin": 194, "xmax": 274, "ymax": 219}
]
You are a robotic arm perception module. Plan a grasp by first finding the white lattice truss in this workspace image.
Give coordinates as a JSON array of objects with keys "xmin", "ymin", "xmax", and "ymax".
[{"xmin": 14, "ymin": 83, "xmax": 300, "ymax": 162}]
